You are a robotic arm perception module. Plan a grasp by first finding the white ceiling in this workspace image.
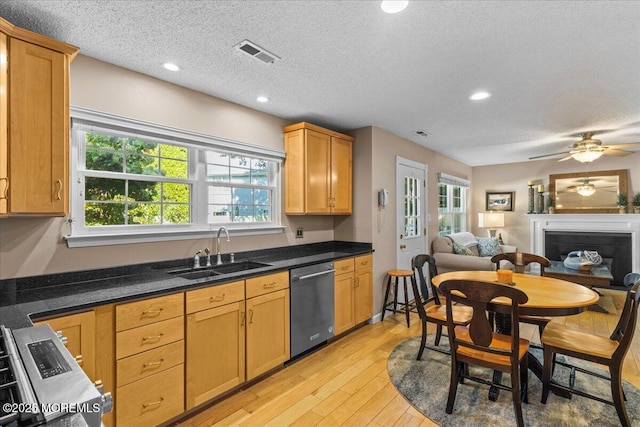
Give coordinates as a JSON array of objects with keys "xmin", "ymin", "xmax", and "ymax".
[{"xmin": 2, "ymin": 0, "xmax": 639, "ymax": 166}]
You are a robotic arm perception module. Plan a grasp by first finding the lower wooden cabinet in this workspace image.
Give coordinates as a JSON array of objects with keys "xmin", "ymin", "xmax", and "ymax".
[
  {"xmin": 246, "ymin": 288, "xmax": 290, "ymax": 380},
  {"xmin": 334, "ymin": 254, "xmax": 373, "ymax": 335},
  {"xmin": 185, "ymin": 299, "xmax": 246, "ymax": 409},
  {"xmin": 116, "ymin": 364, "xmax": 184, "ymax": 427},
  {"xmin": 34, "ymin": 310, "xmax": 96, "ymax": 381}
]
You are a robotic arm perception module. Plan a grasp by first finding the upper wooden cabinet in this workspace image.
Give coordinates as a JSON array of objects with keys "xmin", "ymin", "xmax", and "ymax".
[
  {"xmin": 0, "ymin": 17, "xmax": 79, "ymax": 216},
  {"xmin": 283, "ymin": 122, "xmax": 353, "ymax": 215}
]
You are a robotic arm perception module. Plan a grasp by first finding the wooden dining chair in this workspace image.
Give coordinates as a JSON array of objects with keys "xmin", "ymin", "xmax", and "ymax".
[
  {"xmin": 541, "ymin": 279, "xmax": 640, "ymax": 427},
  {"xmin": 439, "ymin": 279, "xmax": 530, "ymax": 427},
  {"xmin": 491, "ymin": 252, "xmax": 552, "ymax": 340},
  {"xmin": 410, "ymin": 254, "xmax": 472, "ymax": 359}
]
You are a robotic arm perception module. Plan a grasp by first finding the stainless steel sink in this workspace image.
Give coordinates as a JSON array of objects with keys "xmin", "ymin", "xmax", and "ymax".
[
  {"xmin": 211, "ymin": 260, "xmax": 271, "ymax": 274},
  {"xmin": 170, "ymin": 260, "xmax": 271, "ymax": 280}
]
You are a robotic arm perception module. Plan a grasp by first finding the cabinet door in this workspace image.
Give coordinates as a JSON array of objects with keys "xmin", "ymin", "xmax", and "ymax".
[
  {"xmin": 334, "ymin": 272, "xmax": 355, "ymax": 336},
  {"xmin": 35, "ymin": 310, "xmax": 96, "ymax": 381},
  {"xmin": 0, "ymin": 33, "xmax": 7, "ymax": 214},
  {"xmin": 284, "ymin": 129, "xmax": 305, "ymax": 214},
  {"xmin": 8, "ymin": 38, "xmax": 67, "ymax": 214},
  {"xmin": 330, "ymin": 137, "xmax": 352, "ymax": 214},
  {"xmin": 305, "ymin": 129, "xmax": 331, "ymax": 213},
  {"xmin": 185, "ymin": 301, "xmax": 245, "ymax": 410},
  {"xmin": 354, "ymin": 268, "xmax": 373, "ymax": 324},
  {"xmin": 246, "ymin": 289, "xmax": 290, "ymax": 380}
]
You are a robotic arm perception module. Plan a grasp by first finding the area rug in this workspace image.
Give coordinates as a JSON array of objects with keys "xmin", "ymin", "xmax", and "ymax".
[{"xmin": 387, "ymin": 335, "xmax": 640, "ymax": 427}]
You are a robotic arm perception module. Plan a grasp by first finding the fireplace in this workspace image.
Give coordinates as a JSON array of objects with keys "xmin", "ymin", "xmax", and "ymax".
[
  {"xmin": 544, "ymin": 231, "xmax": 631, "ymax": 286},
  {"xmin": 529, "ymin": 214, "xmax": 640, "ymax": 287}
]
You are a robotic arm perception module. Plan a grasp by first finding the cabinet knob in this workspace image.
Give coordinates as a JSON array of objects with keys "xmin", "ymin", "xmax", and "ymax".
[{"xmin": 400, "ymin": 244, "xmax": 406, "ymax": 249}]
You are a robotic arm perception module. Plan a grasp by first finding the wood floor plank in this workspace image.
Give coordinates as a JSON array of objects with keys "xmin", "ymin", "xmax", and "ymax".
[{"xmin": 342, "ymin": 382, "xmax": 399, "ymax": 426}]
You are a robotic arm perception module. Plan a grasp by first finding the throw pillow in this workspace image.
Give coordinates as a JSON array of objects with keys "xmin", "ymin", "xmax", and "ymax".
[
  {"xmin": 476, "ymin": 237, "xmax": 501, "ymax": 257},
  {"xmin": 453, "ymin": 241, "xmax": 474, "ymax": 256}
]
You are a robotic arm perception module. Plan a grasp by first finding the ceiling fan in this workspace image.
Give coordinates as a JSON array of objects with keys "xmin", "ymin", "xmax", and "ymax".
[{"xmin": 529, "ymin": 132, "xmax": 640, "ymax": 163}]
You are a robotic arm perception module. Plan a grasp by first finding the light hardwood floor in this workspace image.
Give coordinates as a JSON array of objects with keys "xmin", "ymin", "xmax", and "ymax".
[{"xmin": 173, "ymin": 289, "xmax": 640, "ymax": 427}]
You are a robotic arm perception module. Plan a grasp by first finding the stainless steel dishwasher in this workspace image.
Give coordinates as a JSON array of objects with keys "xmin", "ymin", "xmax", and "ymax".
[{"xmin": 290, "ymin": 261, "xmax": 335, "ymax": 358}]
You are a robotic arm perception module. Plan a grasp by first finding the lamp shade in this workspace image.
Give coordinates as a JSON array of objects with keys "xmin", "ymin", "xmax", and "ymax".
[{"xmin": 478, "ymin": 212, "xmax": 505, "ymax": 228}]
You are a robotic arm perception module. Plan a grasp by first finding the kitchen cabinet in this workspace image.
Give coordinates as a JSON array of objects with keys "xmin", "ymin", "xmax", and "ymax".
[
  {"xmin": 334, "ymin": 254, "xmax": 373, "ymax": 335},
  {"xmin": 114, "ymin": 293, "xmax": 184, "ymax": 427},
  {"xmin": 185, "ymin": 280, "xmax": 245, "ymax": 410},
  {"xmin": 283, "ymin": 122, "xmax": 353, "ymax": 215},
  {"xmin": 245, "ymin": 271, "xmax": 290, "ymax": 380},
  {"xmin": 0, "ymin": 17, "xmax": 78, "ymax": 216},
  {"xmin": 34, "ymin": 310, "xmax": 96, "ymax": 381}
]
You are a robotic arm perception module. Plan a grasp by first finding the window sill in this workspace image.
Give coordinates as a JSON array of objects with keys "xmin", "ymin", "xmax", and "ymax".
[{"xmin": 64, "ymin": 226, "xmax": 285, "ymax": 248}]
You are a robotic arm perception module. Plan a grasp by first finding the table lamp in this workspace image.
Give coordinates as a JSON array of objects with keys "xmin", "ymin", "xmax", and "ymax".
[{"xmin": 478, "ymin": 212, "xmax": 505, "ymax": 239}]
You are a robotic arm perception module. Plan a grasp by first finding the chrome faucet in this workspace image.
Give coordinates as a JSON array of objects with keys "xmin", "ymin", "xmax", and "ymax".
[{"xmin": 216, "ymin": 227, "xmax": 230, "ymax": 265}]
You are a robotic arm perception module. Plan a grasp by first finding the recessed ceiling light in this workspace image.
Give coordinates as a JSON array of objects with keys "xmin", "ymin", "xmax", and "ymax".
[
  {"xmin": 381, "ymin": 0, "xmax": 409, "ymax": 13},
  {"xmin": 257, "ymin": 96, "xmax": 269, "ymax": 103},
  {"xmin": 162, "ymin": 62, "xmax": 180, "ymax": 72},
  {"xmin": 469, "ymin": 91, "xmax": 491, "ymax": 100}
]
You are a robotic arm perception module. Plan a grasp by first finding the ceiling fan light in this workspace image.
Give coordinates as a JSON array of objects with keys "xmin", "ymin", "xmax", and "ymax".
[
  {"xmin": 576, "ymin": 184, "xmax": 596, "ymax": 197},
  {"xmin": 570, "ymin": 149, "xmax": 604, "ymax": 163}
]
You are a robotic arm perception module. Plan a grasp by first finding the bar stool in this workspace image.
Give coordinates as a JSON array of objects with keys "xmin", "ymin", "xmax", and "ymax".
[{"xmin": 381, "ymin": 269, "xmax": 414, "ymax": 327}]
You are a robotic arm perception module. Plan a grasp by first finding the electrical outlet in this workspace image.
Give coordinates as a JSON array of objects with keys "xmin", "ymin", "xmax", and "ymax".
[{"xmin": 296, "ymin": 228, "xmax": 304, "ymax": 238}]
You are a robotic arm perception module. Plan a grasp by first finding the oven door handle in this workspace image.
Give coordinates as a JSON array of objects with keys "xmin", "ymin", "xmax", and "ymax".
[{"xmin": 295, "ymin": 269, "xmax": 335, "ymax": 281}]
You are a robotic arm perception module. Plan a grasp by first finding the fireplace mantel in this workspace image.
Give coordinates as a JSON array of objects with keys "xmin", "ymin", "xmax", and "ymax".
[{"xmin": 529, "ymin": 214, "xmax": 640, "ymax": 274}]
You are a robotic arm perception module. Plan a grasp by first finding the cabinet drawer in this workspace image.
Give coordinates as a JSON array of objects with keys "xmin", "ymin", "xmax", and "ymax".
[
  {"xmin": 335, "ymin": 258, "xmax": 355, "ymax": 275},
  {"xmin": 117, "ymin": 340, "xmax": 184, "ymax": 387},
  {"xmin": 186, "ymin": 280, "xmax": 244, "ymax": 314},
  {"xmin": 355, "ymin": 254, "xmax": 372, "ymax": 271},
  {"xmin": 116, "ymin": 364, "xmax": 184, "ymax": 427},
  {"xmin": 116, "ymin": 316, "xmax": 184, "ymax": 359},
  {"xmin": 246, "ymin": 271, "xmax": 289, "ymax": 298},
  {"xmin": 116, "ymin": 293, "xmax": 184, "ymax": 332}
]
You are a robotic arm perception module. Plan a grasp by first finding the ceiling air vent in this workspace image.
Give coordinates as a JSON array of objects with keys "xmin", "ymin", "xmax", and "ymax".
[{"xmin": 235, "ymin": 40, "xmax": 280, "ymax": 64}]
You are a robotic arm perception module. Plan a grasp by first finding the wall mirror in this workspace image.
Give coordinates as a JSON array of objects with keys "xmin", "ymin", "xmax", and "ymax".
[{"xmin": 549, "ymin": 169, "xmax": 628, "ymax": 214}]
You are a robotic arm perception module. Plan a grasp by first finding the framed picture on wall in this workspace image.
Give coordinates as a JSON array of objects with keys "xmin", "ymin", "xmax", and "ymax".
[{"xmin": 486, "ymin": 191, "xmax": 514, "ymax": 211}]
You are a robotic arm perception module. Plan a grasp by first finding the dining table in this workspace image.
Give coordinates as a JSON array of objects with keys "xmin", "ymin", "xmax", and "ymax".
[{"xmin": 431, "ymin": 270, "xmax": 600, "ymax": 400}]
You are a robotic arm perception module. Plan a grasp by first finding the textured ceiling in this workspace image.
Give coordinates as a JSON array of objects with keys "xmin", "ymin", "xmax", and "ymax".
[{"xmin": 1, "ymin": 0, "xmax": 639, "ymax": 166}]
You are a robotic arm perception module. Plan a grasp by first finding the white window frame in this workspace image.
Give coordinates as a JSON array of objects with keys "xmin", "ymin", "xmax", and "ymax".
[
  {"xmin": 66, "ymin": 107, "xmax": 285, "ymax": 248},
  {"xmin": 437, "ymin": 173, "xmax": 470, "ymax": 237}
]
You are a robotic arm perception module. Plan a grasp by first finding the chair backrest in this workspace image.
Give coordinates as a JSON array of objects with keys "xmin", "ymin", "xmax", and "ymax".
[
  {"xmin": 410, "ymin": 254, "xmax": 439, "ymax": 319},
  {"xmin": 491, "ymin": 252, "xmax": 551, "ymax": 275},
  {"xmin": 610, "ymin": 279, "xmax": 640, "ymax": 360},
  {"xmin": 623, "ymin": 272, "xmax": 640, "ymax": 287},
  {"xmin": 439, "ymin": 279, "xmax": 528, "ymax": 363}
]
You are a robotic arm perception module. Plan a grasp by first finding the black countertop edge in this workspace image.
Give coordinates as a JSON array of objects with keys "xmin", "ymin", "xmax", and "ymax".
[{"xmin": 0, "ymin": 241, "xmax": 373, "ymax": 329}]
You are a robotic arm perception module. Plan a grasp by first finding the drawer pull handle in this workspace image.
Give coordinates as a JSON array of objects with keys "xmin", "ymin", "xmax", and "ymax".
[
  {"xmin": 263, "ymin": 281, "xmax": 276, "ymax": 289},
  {"xmin": 355, "ymin": 278, "xmax": 360, "ymax": 288},
  {"xmin": 210, "ymin": 293, "xmax": 226, "ymax": 302},
  {"xmin": 360, "ymin": 261, "xmax": 368, "ymax": 266},
  {"xmin": 142, "ymin": 358, "xmax": 164, "ymax": 370},
  {"xmin": 141, "ymin": 308, "xmax": 164, "ymax": 317},
  {"xmin": 74, "ymin": 355, "xmax": 83, "ymax": 366},
  {"xmin": 55, "ymin": 180, "xmax": 62, "ymax": 200},
  {"xmin": 248, "ymin": 309, "xmax": 254, "ymax": 325},
  {"xmin": 141, "ymin": 334, "xmax": 163, "ymax": 344},
  {"xmin": 0, "ymin": 177, "xmax": 8, "ymax": 199},
  {"xmin": 142, "ymin": 397, "xmax": 164, "ymax": 410},
  {"xmin": 341, "ymin": 266, "xmax": 349, "ymax": 271}
]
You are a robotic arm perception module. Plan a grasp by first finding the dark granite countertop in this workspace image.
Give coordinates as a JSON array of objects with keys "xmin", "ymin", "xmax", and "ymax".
[{"xmin": 0, "ymin": 241, "xmax": 372, "ymax": 329}]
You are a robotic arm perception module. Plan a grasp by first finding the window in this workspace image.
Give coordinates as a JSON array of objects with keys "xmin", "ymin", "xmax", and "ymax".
[
  {"xmin": 437, "ymin": 173, "xmax": 469, "ymax": 237},
  {"xmin": 68, "ymin": 108, "xmax": 284, "ymax": 247}
]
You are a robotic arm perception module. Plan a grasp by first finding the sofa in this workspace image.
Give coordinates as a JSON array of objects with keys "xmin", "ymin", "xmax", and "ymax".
[{"xmin": 431, "ymin": 232, "xmax": 516, "ymax": 273}]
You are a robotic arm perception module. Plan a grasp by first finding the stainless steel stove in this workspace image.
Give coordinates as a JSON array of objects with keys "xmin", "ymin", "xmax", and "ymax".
[{"xmin": 0, "ymin": 324, "xmax": 112, "ymax": 427}]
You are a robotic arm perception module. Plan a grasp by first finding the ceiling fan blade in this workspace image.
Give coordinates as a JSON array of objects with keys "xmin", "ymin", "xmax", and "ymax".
[
  {"xmin": 558, "ymin": 155, "xmax": 573, "ymax": 162},
  {"xmin": 604, "ymin": 142, "xmax": 640, "ymax": 149},
  {"xmin": 528, "ymin": 151, "xmax": 571, "ymax": 160},
  {"xmin": 604, "ymin": 149, "xmax": 635, "ymax": 157}
]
